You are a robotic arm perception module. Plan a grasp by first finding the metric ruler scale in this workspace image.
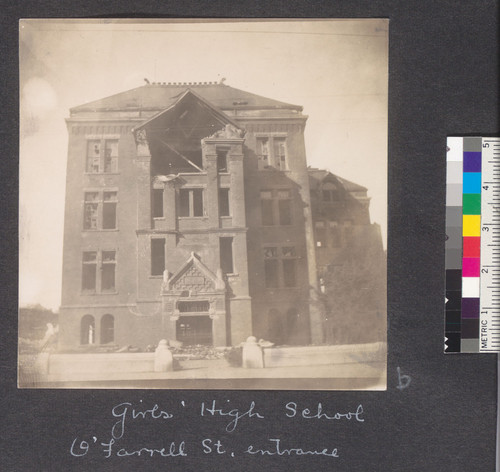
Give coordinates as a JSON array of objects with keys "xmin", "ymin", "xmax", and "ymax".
[{"xmin": 445, "ymin": 137, "xmax": 500, "ymax": 353}]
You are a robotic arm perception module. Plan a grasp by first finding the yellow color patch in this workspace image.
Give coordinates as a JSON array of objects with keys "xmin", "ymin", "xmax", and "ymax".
[{"xmin": 463, "ymin": 215, "xmax": 481, "ymax": 236}]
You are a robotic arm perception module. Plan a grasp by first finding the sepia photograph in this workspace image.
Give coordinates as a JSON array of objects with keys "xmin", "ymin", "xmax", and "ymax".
[{"xmin": 19, "ymin": 19, "xmax": 388, "ymax": 389}]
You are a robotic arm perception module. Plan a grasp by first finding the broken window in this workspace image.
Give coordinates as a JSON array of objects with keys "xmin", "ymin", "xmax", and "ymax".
[
  {"xmin": 256, "ymin": 138, "xmax": 269, "ymax": 168},
  {"xmin": 151, "ymin": 238, "xmax": 165, "ymax": 276},
  {"xmin": 219, "ymin": 188, "xmax": 230, "ymax": 217},
  {"xmin": 101, "ymin": 251, "xmax": 116, "ymax": 292},
  {"xmin": 83, "ymin": 190, "xmax": 118, "ymax": 230},
  {"xmin": 86, "ymin": 139, "xmax": 119, "ymax": 174},
  {"xmin": 216, "ymin": 149, "xmax": 228, "ymax": 173},
  {"xmin": 220, "ymin": 237, "xmax": 234, "ymax": 274},
  {"xmin": 86, "ymin": 140, "xmax": 101, "ymax": 173},
  {"xmin": 104, "ymin": 140, "xmax": 118, "ymax": 173},
  {"xmin": 83, "ymin": 192, "xmax": 99, "ymax": 230},
  {"xmin": 152, "ymin": 189, "xmax": 164, "ymax": 218},
  {"xmin": 256, "ymin": 136, "xmax": 287, "ymax": 170},
  {"xmin": 102, "ymin": 192, "xmax": 117, "ymax": 229},
  {"xmin": 82, "ymin": 251, "xmax": 97, "ymax": 292},
  {"xmin": 273, "ymin": 138, "xmax": 287, "ymax": 170},
  {"xmin": 179, "ymin": 188, "xmax": 204, "ymax": 217}
]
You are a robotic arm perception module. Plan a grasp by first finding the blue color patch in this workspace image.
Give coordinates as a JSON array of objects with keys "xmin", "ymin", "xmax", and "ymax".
[{"xmin": 462, "ymin": 173, "xmax": 481, "ymax": 194}]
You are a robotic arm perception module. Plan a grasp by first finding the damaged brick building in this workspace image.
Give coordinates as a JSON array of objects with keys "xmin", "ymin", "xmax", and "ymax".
[{"xmin": 58, "ymin": 82, "xmax": 384, "ymax": 350}]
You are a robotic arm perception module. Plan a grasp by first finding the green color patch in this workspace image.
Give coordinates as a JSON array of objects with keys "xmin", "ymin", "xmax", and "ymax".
[{"xmin": 462, "ymin": 194, "xmax": 481, "ymax": 215}]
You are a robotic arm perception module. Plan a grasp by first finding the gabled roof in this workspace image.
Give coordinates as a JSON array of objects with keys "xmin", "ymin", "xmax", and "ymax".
[
  {"xmin": 308, "ymin": 168, "xmax": 367, "ymax": 193},
  {"xmin": 70, "ymin": 82, "xmax": 303, "ymax": 114}
]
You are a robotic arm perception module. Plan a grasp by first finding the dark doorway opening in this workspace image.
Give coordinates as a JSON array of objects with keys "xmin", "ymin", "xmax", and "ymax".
[{"xmin": 176, "ymin": 316, "xmax": 213, "ymax": 345}]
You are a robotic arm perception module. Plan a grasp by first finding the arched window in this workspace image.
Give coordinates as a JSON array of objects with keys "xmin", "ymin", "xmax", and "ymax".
[
  {"xmin": 100, "ymin": 314, "xmax": 114, "ymax": 344},
  {"xmin": 80, "ymin": 315, "xmax": 95, "ymax": 345}
]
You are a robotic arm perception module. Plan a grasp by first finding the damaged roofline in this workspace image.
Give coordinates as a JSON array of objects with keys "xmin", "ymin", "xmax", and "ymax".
[{"xmin": 132, "ymin": 88, "xmax": 241, "ymax": 132}]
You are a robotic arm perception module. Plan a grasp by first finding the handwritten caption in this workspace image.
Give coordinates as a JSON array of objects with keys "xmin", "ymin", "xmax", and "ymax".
[{"xmin": 70, "ymin": 400, "xmax": 365, "ymax": 459}]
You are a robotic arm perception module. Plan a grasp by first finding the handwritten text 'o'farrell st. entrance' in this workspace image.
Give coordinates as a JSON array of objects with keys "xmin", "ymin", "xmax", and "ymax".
[{"xmin": 70, "ymin": 400, "xmax": 365, "ymax": 459}]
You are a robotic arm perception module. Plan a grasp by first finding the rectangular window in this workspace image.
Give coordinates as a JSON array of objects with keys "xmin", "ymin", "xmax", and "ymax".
[
  {"xmin": 102, "ymin": 191, "xmax": 117, "ymax": 230},
  {"xmin": 263, "ymin": 246, "xmax": 296, "ymax": 288},
  {"xmin": 282, "ymin": 247, "xmax": 297, "ymax": 287},
  {"xmin": 217, "ymin": 149, "xmax": 228, "ymax": 173},
  {"xmin": 220, "ymin": 237, "xmax": 234, "ymax": 274},
  {"xmin": 82, "ymin": 251, "xmax": 97, "ymax": 292},
  {"xmin": 83, "ymin": 192, "xmax": 99, "ymax": 230},
  {"xmin": 274, "ymin": 138, "xmax": 287, "ymax": 170},
  {"xmin": 104, "ymin": 140, "xmax": 118, "ymax": 173},
  {"xmin": 264, "ymin": 259, "xmax": 279, "ymax": 288},
  {"xmin": 282, "ymin": 259, "xmax": 296, "ymax": 287},
  {"xmin": 179, "ymin": 188, "xmax": 204, "ymax": 217},
  {"xmin": 256, "ymin": 136, "xmax": 287, "ymax": 170},
  {"xmin": 219, "ymin": 188, "xmax": 230, "ymax": 217},
  {"xmin": 278, "ymin": 190, "xmax": 292, "ymax": 225},
  {"xmin": 260, "ymin": 190, "xmax": 274, "ymax": 226},
  {"xmin": 86, "ymin": 140, "xmax": 101, "ymax": 173},
  {"xmin": 179, "ymin": 189, "xmax": 190, "ymax": 217},
  {"xmin": 101, "ymin": 251, "xmax": 116, "ymax": 291},
  {"xmin": 86, "ymin": 139, "xmax": 119, "ymax": 174},
  {"xmin": 257, "ymin": 138, "xmax": 269, "ymax": 168},
  {"xmin": 83, "ymin": 190, "xmax": 118, "ymax": 230},
  {"xmin": 264, "ymin": 246, "xmax": 279, "ymax": 288},
  {"xmin": 192, "ymin": 189, "xmax": 204, "ymax": 216},
  {"xmin": 151, "ymin": 239, "xmax": 165, "ymax": 276},
  {"xmin": 152, "ymin": 189, "xmax": 164, "ymax": 218}
]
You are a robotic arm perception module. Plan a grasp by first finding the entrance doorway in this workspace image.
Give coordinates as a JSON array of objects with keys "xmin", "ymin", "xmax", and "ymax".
[{"xmin": 176, "ymin": 316, "xmax": 213, "ymax": 345}]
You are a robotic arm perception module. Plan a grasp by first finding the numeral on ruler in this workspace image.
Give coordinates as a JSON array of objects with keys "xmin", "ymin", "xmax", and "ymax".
[{"xmin": 479, "ymin": 138, "xmax": 500, "ymax": 351}]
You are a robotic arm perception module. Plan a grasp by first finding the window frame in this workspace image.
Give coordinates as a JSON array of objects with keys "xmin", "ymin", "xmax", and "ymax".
[
  {"xmin": 220, "ymin": 236, "xmax": 234, "ymax": 274},
  {"xmin": 85, "ymin": 136, "xmax": 120, "ymax": 174},
  {"xmin": 263, "ymin": 244, "xmax": 298, "ymax": 289},
  {"xmin": 255, "ymin": 133, "xmax": 288, "ymax": 171},
  {"xmin": 178, "ymin": 187, "xmax": 205, "ymax": 218},
  {"xmin": 218, "ymin": 187, "xmax": 231, "ymax": 217},
  {"xmin": 83, "ymin": 188, "xmax": 118, "ymax": 231},
  {"xmin": 260, "ymin": 188, "xmax": 293, "ymax": 226},
  {"xmin": 81, "ymin": 249, "xmax": 118, "ymax": 294},
  {"xmin": 151, "ymin": 238, "xmax": 166, "ymax": 277}
]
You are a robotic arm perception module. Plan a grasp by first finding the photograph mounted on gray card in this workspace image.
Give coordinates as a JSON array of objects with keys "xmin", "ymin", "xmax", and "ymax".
[{"xmin": 19, "ymin": 19, "xmax": 388, "ymax": 390}]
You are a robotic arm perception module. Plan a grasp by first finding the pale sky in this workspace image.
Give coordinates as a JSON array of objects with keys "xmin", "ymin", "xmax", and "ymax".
[{"xmin": 19, "ymin": 19, "xmax": 388, "ymax": 311}]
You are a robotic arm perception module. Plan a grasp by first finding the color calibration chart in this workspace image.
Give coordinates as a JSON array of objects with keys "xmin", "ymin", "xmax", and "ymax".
[{"xmin": 445, "ymin": 137, "xmax": 500, "ymax": 353}]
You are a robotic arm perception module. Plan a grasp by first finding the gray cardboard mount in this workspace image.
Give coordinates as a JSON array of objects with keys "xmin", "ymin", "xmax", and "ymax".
[{"xmin": 1, "ymin": 1, "xmax": 498, "ymax": 471}]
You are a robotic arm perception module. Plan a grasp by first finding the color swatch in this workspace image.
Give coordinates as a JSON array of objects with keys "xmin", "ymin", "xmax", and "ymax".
[{"xmin": 445, "ymin": 137, "xmax": 500, "ymax": 353}]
